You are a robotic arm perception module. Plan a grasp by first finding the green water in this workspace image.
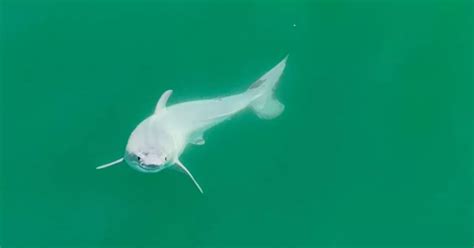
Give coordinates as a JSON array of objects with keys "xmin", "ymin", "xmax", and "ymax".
[{"xmin": 1, "ymin": 0, "xmax": 472, "ymax": 247}]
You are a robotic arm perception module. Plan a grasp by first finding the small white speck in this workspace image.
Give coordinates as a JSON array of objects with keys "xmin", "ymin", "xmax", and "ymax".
[{"xmin": 293, "ymin": 24, "xmax": 296, "ymax": 27}]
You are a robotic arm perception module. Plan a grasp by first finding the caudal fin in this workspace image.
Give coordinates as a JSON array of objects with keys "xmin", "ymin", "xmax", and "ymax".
[{"xmin": 248, "ymin": 55, "xmax": 288, "ymax": 119}]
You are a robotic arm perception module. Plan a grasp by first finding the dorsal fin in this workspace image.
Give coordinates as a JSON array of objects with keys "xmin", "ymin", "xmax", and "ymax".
[{"xmin": 155, "ymin": 90, "xmax": 173, "ymax": 114}]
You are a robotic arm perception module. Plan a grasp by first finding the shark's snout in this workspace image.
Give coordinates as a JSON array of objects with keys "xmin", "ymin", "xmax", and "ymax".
[{"xmin": 124, "ymin": 151, "xmax": 167, "ymax": 173}]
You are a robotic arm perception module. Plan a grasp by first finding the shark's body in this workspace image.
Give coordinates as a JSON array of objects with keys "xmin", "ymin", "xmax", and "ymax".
[{"xmin": 98, "ymin": 56, "xmax": 288, "ymax": 193}]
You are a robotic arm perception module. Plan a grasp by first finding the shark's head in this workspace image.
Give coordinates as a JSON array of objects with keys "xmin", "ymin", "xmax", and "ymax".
[
  {"xmin": 124, "ymin": 117, "xmax": 175, "ymax": 173},
  {"xmin": 124, "ymin": 150, "xmax": 170, "ymax": 173}
]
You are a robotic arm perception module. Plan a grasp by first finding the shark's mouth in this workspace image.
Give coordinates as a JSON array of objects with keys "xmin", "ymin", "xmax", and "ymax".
[
  {"xmin": 137, "ymin": 163, "xmax": 163, "ymax": 172},
  {"xmin": 124, "ymin": 152, "xmax": 164, "ymax": 173}
]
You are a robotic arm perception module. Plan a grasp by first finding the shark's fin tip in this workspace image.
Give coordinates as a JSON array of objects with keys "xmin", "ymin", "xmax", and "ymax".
[
  {"xmin": 155, "ymin": 89, "xmax": 173, "ymax": 114},
  {"xmin": 96, "ymin": 158, "xmax": 124, "ymax": 170},
  {"xmin": 175, "ymin": 160, "xmax": 204, "ymax": 194}
]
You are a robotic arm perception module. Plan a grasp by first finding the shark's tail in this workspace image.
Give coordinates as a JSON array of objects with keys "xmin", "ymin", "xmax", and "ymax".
[{"xmin": 248, "ymin": 55, "xmax": 288, "ymax": 119}]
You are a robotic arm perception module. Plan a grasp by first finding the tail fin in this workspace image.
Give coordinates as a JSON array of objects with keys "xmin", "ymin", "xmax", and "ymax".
[{"xmin": 248, "ymin": 55, "xmax": 288, "ymax": 119}]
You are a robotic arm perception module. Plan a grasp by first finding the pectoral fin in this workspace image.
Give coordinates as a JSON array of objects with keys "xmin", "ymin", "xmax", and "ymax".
[
  {"xmin": 193, "ymin": 138, "xmax": 205, "ymax": 145},
  {"xmin": 175, "ymin": 160, "xmax": 203, "ymax": 194},
  {"xmin": 190, "ymin": 133, "xmax": 205, "ymax": 145},
  {"xmin": 155, "ymin": 89, "xmax": 173, "ymax": 114},
  {"xmin": 96, "ymin": 158, "xmax": 123, "ymax": 170}
]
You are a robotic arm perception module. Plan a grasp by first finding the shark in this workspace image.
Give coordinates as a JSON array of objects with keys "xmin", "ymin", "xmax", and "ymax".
[{"xmin": 97, "ymin": 56, "xmax": 288, "ymax": 193}]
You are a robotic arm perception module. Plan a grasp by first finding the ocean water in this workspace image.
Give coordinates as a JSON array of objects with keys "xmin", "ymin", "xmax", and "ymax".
[{"xmin": 1, "ymin": 0, "xmax": 472, "ymax": 247}]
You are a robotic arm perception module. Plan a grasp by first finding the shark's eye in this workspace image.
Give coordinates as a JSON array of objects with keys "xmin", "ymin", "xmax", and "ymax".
[{"xmin": 137, "ymin": 156, "xmax": 142, "ymax": 162}]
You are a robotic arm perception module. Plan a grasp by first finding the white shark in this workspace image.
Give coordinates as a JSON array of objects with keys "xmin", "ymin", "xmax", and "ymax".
[{"xmin": 97, "ymin": 56, "xmax": 288, "ymax": 193}]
